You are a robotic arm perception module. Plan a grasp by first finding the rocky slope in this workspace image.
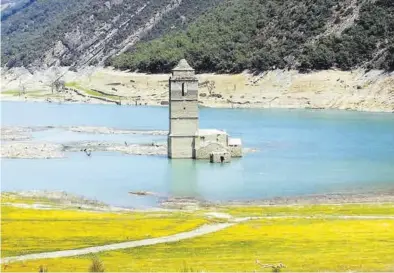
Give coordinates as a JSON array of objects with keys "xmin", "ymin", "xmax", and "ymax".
[{"xmin": 1, "ymin": 0, "xmax": 222, "ymax": 68}]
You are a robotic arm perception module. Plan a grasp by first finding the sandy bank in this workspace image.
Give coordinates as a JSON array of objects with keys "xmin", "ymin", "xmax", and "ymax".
[
  {"xmin": 1, "ymin": 127, "xmax": 32, "ymax": 141},
  {"xmin": 1, "ymin": 67, "xmax": 393, "ymax": 112},
  {"xmin": 1, "ymin": 142, "xmax": 64, "ymax": 159}
]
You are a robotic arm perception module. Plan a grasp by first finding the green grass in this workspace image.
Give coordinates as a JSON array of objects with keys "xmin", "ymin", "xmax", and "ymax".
[
  {"xmin": 2, "ymin": 90, "xmax": 21, "ymax": 95},
  {"xmin": 2, "ymin": 90, "xmax": 50, "ymax": 97},
  {"xmin": 65, "ymin": 82, "xmax": 121, "ymax": 100}
]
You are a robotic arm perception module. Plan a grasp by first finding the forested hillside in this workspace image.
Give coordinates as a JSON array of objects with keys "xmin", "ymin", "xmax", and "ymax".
[
  {"xmin": 1, "ymin": 0, "xmax": 223, "ymax": 68},
  {"xmin": 111, "ymin": 0, "xmax": 394, "ymax": 73},
  {"xmin": 2, "ymin": 0, "xmax": 393, "ymax": 72},
  {"xmin": 1, "ymin": 0, "xmax": 36, "ymax": 21}
]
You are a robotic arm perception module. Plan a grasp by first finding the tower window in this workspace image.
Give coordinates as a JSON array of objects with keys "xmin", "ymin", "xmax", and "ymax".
[{"xmin": 181, "ymin": 83, "xmax": 187, "ymax": 96}]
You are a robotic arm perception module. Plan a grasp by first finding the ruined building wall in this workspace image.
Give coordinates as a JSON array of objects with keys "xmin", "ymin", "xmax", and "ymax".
[
  {"xmin": 229, "ymin": 145, "xmax": 242, "ymax": 157},
  {"xmin": 195, "ymin": 142, "xmax": 228, "ymax": 159}
]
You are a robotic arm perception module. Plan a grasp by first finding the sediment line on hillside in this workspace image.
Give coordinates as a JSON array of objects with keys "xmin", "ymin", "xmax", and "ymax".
[{"xmin": 1, "ymin": 68, "xmax": 393, "ymax": 112}]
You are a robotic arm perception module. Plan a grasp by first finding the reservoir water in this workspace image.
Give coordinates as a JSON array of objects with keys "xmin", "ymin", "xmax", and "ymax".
[{"xmin": 1, "ymin": 101, "xmax": 394, "ymax": 208}]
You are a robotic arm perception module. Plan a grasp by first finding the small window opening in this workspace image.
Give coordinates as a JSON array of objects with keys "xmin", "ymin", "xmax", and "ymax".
[
  {"xmin": 220, "ymin": 156, "xmax": 225, "ymax": 163},
  {"xmin": 181, "ymin": 83, "xmax": 187, "ymax": 96},
  {"xmin": 183, "ymin": 107, "xmax": 186, "ymax": 110}
]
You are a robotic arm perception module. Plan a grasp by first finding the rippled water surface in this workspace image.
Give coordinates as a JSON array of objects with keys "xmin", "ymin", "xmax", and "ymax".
[{"xmin": 2, "ymin": 101, "xmax": 394, "ymax": 208}]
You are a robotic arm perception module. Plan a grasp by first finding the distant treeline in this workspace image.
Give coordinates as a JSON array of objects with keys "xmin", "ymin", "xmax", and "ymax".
[{"xmin": 110, "ymin": 0, "xmax": 394, "ymax": 73}]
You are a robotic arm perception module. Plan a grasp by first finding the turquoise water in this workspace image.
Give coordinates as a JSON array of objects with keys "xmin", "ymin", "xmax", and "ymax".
[{"xmin": 1, "ymin": 101, "xmax": 394, "ymax": 208}]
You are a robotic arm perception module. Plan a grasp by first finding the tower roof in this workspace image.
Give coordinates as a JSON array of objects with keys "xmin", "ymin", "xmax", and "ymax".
[{"xmin": 172, "ymin": 59, "xmax": 194, "ymax": 71}]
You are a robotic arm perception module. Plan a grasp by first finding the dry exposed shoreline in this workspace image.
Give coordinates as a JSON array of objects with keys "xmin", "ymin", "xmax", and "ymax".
[
  {"xmin": 0, "ymin": 126, "xmax": 168, "ymax": 159},
  {"xmin": 0, "ymin": 126, "xmax": 256, "ymax": 159},
  {"xmin": 3, "ymin": 190, "xmax": 394, "ymax": 212},
  {"xmin": 1, "ymin": 67, "xmax": 393, "ymax": 112}
]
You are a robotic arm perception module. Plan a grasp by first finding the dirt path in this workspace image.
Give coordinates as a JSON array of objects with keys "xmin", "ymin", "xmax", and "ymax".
[{"xmin": 0, "ymin": 222, "xmax": 236, "ymax": 264}]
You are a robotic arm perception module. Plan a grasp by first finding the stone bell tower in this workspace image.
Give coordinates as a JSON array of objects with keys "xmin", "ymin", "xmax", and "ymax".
[{"xmin": 168, "ymin": 59, "xmax": 199, "ymax": 158}]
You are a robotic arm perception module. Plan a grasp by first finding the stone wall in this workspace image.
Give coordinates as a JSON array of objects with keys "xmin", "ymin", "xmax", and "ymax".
[
  {"xmin": 170, "ymin": 100, "xmax": 199, "ymax": 119},
  {"xmin": 168, "ymin": 136, "xmax": 195, "ymax": 158},
  {"xmin": 169, "ymin": 80, "xmax": 198, "ymax": 100},
  {"xmin": 169, "ymin": 119, "xmax": 198, "ymax": 136},
  {"xmin": 210, "ymin": 151, "xmax": 231, "ymax": 163},
  {"xmin": 195, "ymin": 142, "xmax": 228, "ymax": 159},
  {"xmin": 229, "ymin": 145, "xmax": 242, "ymax": 157}
]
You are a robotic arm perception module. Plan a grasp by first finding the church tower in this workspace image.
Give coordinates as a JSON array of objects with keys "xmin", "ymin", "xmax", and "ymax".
[{"xmin": 168, "ymin": 59, "xmax": 199, "ymax": 158}]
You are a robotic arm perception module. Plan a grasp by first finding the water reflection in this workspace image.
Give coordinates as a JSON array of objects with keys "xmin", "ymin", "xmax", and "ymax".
[{"xmin": 168, "ymin": 159, "xmax": 199, "ymax": 198}]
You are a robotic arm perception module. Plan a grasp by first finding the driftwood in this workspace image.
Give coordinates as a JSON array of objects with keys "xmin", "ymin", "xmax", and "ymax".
[{"xmin": 128, "ymin": 191, "xmax": 159, "ymax": 196}]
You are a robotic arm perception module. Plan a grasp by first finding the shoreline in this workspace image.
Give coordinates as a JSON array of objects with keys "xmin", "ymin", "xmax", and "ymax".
[
  {"xmin": 3, "ymin": 190, "xmax": 394, "ymax": 212},
  {"xmin": 1, "ymin": 67, "xmax": 393, "ymax": 113},
  {"xmin": 0, "ymin": 126, "xmax": 168, "ymax": 159},
  {"xmin": 2, "ymin": 95, "xmax": 394, "ymax": 113}
]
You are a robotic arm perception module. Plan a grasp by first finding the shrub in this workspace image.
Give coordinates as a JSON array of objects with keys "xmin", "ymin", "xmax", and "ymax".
[
  {"xmin": 89, "ymin": 256, "xmax": 105, "ymax": 272},
  {"xmin": 38, "ymin": 265, "xmax": 48, "ymax": 272}
]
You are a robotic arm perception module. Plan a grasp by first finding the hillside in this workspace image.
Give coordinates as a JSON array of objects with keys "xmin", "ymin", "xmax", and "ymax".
[
  {"xmin": 1, "ymin": 0, "xmax": 223, "ymax": 68},
  {"xmin": 1, "ymin": 0, "xmax": 35, "ymax": 21},
  {"xmin": 2, "ymin": 0, "xmax": 393, "ymax": 73},
  {"xmin": 111, "ymin": 0, "xmax": 394, "ymax": 73}
]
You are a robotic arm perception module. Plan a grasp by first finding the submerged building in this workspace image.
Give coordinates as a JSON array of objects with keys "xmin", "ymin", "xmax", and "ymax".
[{"xmin": 167, "ymin": 59, "xmax": 242, "ymax": 163}]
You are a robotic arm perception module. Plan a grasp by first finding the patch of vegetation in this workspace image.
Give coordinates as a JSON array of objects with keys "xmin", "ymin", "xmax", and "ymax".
[
  {"xmin": 139, "ymin": 0, "xmax": 225, "ymax": 43},
  {"xmin": 220, "ymin": 203, "xmax": 394, "ymax": 217},
  {"xmin": 1, "ymin": 90, "xmax": 21, "ymax": 95},
  {"xmin": 1, "ymin": 204, "xmax": 207, "ymax": 257},
  {"xmin": 111, "ymin": 0, "xmax": 394, "ymax": 73},
  {"xmin": 1, "ymin": 89, "xmax": 58, "ymax": 98},
  {"xmin": 38, "ymin": 265, "xmax": 47, "ymax": 273},
  {"xmin": 65, "ymin": 82, "xmax": 120, "ymax": 100},
  {"xmin": 84, "ymin": 89, "xmax": 120, "ymax": 100},
  {"xmin": 89, "ymin": 256, "xmax": 105, "ymax": 272}
]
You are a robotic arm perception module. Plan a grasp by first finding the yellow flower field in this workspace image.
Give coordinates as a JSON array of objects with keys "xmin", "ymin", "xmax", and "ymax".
[
  {"xmin": 220, "ymin": 203, "xmax": 394, "ymax": 216},
  {"xmin": 6, "ymin": 217, "xmax": 394, "ymax": 272},
  {"xmin": 1, "ymin": 205, "xmax": 207, "ymax": 257},
  {"xmin": 2, "ymin": 193, "xmax": 394, "ymax": 272}
]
